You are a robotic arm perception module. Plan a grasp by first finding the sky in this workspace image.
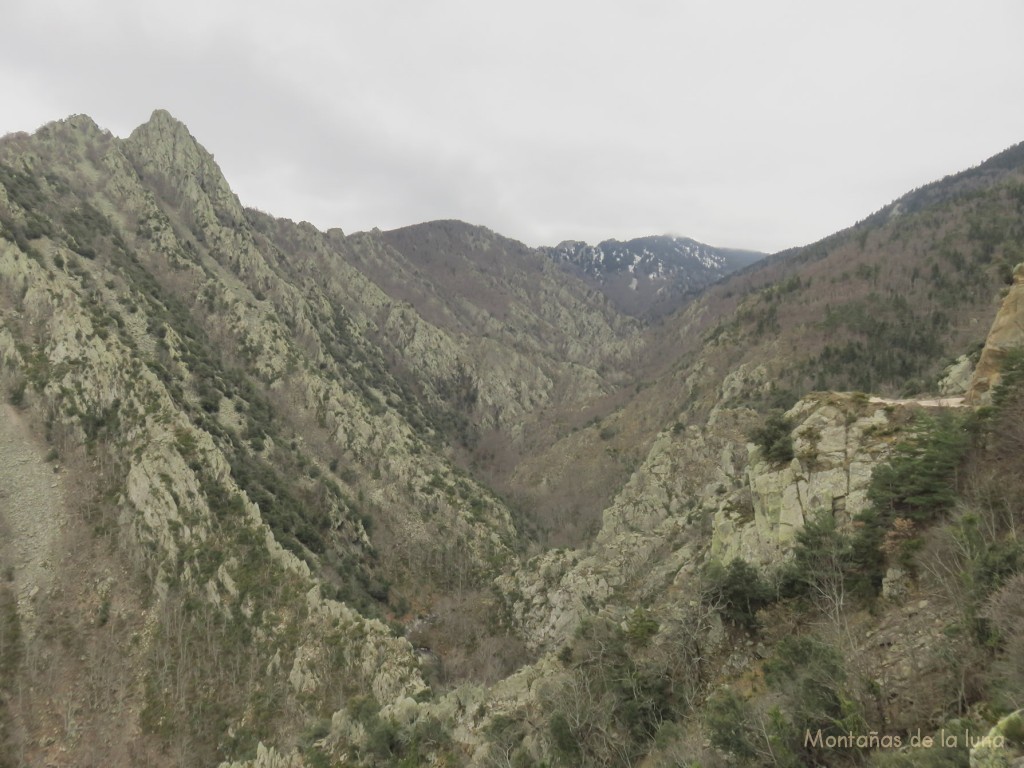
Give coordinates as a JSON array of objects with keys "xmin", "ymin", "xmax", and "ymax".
[{"xmin": 2, "ymin": 1, "xmax": 1023, "ymax": 254}]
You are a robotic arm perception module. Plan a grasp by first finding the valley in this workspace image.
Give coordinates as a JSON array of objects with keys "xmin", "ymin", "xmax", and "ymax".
[{"xmin": 0, "ymin": 111, "xmax": 1022, "ymax": 767}]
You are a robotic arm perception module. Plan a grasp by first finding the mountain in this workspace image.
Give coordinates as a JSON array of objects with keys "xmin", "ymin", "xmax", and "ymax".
[
  {"xmin": 0, "ymin": 110, "xmax": 648, "ymax": 764},
  {"xmin": 543, "ymin": 234, "xmax": 764, "ymax": 318},
  {"xmin": 0, "ymin": 112, "xmax": 1022, "ymax": 767}
]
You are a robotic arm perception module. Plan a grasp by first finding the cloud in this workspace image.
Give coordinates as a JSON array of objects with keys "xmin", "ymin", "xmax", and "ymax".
[{"xmin": 3, "ymin": 0, "xmax": 1023, "ymax": 252}]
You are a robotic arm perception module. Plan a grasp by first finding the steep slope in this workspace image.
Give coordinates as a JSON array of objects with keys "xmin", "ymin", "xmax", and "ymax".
[
  {"xmin": 0, "ymin": 112, "xmax": 534, "ymax": 765},
  {"xmin": 967, "ymin": 262, "xmax": 1024, "ymax": 403},
  {"xmin": 2, "ymin": 110, "xmax": 1022, "ymax": 767},
  {"xmin": 242, "ymin": 215, "xmax": 641, "ymax": 439},
  {"xmin": 240, "ymin": 213, "xmax": 644, "ymax": 530},
  {"xmin": 544, "ymin": 234, "xmax": 763, "ymax": 318}
]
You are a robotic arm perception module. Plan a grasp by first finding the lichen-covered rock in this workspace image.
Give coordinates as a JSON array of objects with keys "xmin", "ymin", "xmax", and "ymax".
[
  {"xmin": 939, "ymin": 354, "xmax": 975, "ymax": 395},
  {"xmin": 0, "ymin": 112, "xmax": 464, "ymax": 762},
  {"xmin": 6, "ymin": 106, "xmax": 1015, "ymax": 767},
  {"xmin": 711, "ymin": 393, "xmax": 895, "ymax": 565},
  {"xmin": 495, "ymin": 406, "xmax": 753, "ymax": 650},
  {"xmin": 882, "ymin": 567, "xmax": 910, "ymax": 601},
  {"xmin": 218, "ymin": 742, "xmax": 306, "ymax": 768}
]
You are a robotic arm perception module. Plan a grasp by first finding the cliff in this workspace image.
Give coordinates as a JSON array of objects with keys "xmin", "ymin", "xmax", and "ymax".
[{"xmin": 968, "ymin": 262, "xmax": 1024, "ymax": 403}]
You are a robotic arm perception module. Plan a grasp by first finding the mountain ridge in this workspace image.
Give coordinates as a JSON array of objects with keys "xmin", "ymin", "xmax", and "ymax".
[
  {"xmin": 0, "ymin": 110, "xmax": 1022, "ymax": 767},
  {"xmin": 542, "ymin": 233, "xmax": 763, "ymax": 318}
]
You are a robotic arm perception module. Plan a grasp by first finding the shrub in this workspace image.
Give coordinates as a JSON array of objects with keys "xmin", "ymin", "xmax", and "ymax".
[
  {"xmin": 868, "ymin": 410, "xmax": 968, "ymax": 525},
  {"xmin": 702, "ymin": 558, "xmax": 774, "ymax": 632},
  {"xmin": 6, "ymin": 379, "xmax": 26, "ymax": 407},
  {"xmin": 982, "ymin": 572, "xmax": 1024, "ymax": 711},
  {"xmin": 548, "ymin": 711, "xmax": 580, "ymax": 762},
  {"xmin": 750, "ymin": 410, "xmax": 794, "ymax": 464},
  {"xmin": 541, "ymin": 614, "xmax": 699, "ymax": 764},
  {"xmin": 846, "ymin": 507, "xmax": 888, "ymax": 599},
  {"xmin": 778, "ymin": 512, "xmax": 853, "ymax": 618},
  {"xmin": 846, "ymin": 410, "xmax": 971, "ymax": 600},
  {"xmin": 624, "ymin": 607, "xmax": 659, "ymax": 646},
  {"xmin": 764, "ymin": 635, "xmax": 864, "ymax": 764},
  {"xmin": 0, "ymin": 588, "xmax": 22, "ymax": 679},
  {"xmin": 705, "ymin": 690, "xmax": 760, "ymax": 763},
  {"xmin": 367, "ymin": 718, "xmax": 399, "ymax": 759}
]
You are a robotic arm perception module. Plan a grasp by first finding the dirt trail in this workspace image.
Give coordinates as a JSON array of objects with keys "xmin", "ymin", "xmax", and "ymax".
[
  {"xmin": 868, "ymin": 395, "xmax": 968, "ymax": 408},
  {"xmin": 0, "ymin": 404, "xmax": 67, "ymax": 638}
]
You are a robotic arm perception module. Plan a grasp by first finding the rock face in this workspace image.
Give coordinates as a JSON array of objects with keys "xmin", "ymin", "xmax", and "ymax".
[
  {"xmin": 0, "ymin": 404, "xmax": 68, "ymax": 640},
  {"xmin": 711, "ymin": 393, "xmax": 895, "ymax": 565},
  {"xmin": 968, "ymin": 263, "xmax": 1024, "ymax": 403},
  {"xmin": 939, "ymin": 353, "xmax": 975, "ymax": 395}
]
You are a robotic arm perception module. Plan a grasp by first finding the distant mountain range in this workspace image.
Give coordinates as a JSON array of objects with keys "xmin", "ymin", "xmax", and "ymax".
[{"xmin": 542, "ymin": 235, "xmax": 764, "ymax": 318}]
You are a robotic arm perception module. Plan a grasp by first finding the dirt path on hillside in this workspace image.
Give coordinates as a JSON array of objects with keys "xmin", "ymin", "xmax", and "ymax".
[
  {"xmin": 0, "ymin": 404, "xmax": 67, "ymax": 638},
  {"xmin": 868, "ymin": 396, "xmax": 968, "ymax": 408}
]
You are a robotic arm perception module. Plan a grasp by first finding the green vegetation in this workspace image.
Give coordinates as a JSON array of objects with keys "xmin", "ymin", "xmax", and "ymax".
[
  {"xmin": 695, "ymin": 362, "xmax": 1024, "ymax": 764},
  {"xmin": 837, "ymin": 408, "xmax": 972, "ymax": 598},
  {"xmin": 706, "ymin": 636, "xmax": 863, "ymax": 767},
  {"xmin": 140, "ymin": 586, "xmax": 291, "ymax": 761},
  {"xmin": 868, "ymin": 410, "xmax": 969, "ymax": 524},
  {"xmin": 537, "ymin": 610, "xmax": 708, "ymax": 766},
  {"xmin": 0, "ymin": 162, "xmax": 53, "ymax": 261},
  {"xmin": 5, "ymin": 379, "xmax": 26, "ymax": 407},
  {"xmin": 701, "ymin": 558, "xmax": 774, "ymax": 632},
  {"xmin": 778, "ymin": 512, "xmax": 854, "ymax": 617},
  {"xmin": 749, "ymin": 410, "xmax": 794, "ymax": 464},
  {"xmin": 62, "ymin": 201, "xmax": 113, "ymax": 259},
  {"xmin": 4, "ymin": 110, "xmax": 1024, "ymax": 768},
  {"xmin": 705, "ymin": 689, "xmax": 761, "ymax": 762},
  {"xmin": 810, "ymin": 293, "xmax": 947, "ymax": 394},
  {"xmin": 90, "ymin": 231, "xmax": 394, "ymax": 611},
  {"xmin": 763, "ymin": 635, "xmax": 864, "ymax": 764},
  {"xmin": 340, "ymin": 695, "xmax": 457, "ymax": 767},
  {"xmin": 0, "ymin": 587, "xmax": 22, "ymax": 768}
]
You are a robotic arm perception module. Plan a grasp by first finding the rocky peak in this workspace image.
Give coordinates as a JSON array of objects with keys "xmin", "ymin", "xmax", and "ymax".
[
  {"xmin": 6, "ymin": 113, "xmax": 113, "ymax": 160},
  {"xmin": 52, "ymin": 113, "xmax": 105, "ymax": 137},
  {"xmin": 126, "ymin": 109, "xmax": 204, "ymax": 170},
  {"xmin": 123, "ymin": 109, "xmax": 244, "ymax": 226}
]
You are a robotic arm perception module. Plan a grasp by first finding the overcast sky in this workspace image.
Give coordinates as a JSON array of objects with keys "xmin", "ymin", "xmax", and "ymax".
[{"xmin": 2, "ymin": 1, "xmax": 1023, "ymax": 253}]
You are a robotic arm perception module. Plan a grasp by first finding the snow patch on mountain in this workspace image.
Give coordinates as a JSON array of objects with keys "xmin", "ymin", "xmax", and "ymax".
[{"xmin": 541, "ymin": 235, "xmax": 764, "ymax": 318}]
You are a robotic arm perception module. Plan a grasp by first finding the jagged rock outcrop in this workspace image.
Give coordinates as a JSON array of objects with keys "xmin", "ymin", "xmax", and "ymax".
[
  {"xmin": 0, "ymin": 112, "xmax": 524, "ymax": 763},
  {"xmin": 968, "ymin": 263, "xmax": 1024, "ymax": 403},
  {"xmin": 125, "ymin": 109, "xmax": 246, "ymax": 231},
  {"xmin": 711, "ymin": 392, "xmax": 895, "ymax": 565},
  {"xmin": 939, "ymin": 353, "xmax": 975, "ymax": 395}
]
